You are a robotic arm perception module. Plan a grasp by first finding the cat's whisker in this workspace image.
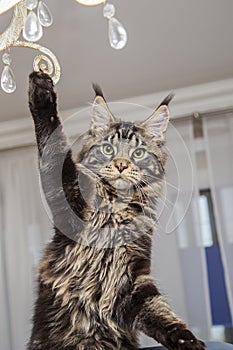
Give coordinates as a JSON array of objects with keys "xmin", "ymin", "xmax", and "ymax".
[
  {"xmin": 135, "ymin": 185, "xmax": 154, "ymax": 221},
  {"xmin": 77, "ymin": 167, "xmax": 106, "ymax": 185},
  {"xmin": 139, "ymin": 179, "xmax": 161, "ymax": 196},
  {"xmin": 141, "ymin": 179, "xmax": 175, "ymax": 208},
  {"xmin": 138, "ymin": 181, "xmax": 171, "ymax": 212},
  {"xmin": 159, "ymin": 192, "xmax": 175, "ymax": 207},
  {"xmin": 144, "ymin": 174, "xmax": 180, "ymax": 192},
  {"xmin": 134, "ymin": 184, "xmax": 148, "ymax": 218},
  {"xmin": 141, "ymin": 181, "xmax": 176, "ymax": 212},
  {"xmin": 140, "ymin": 178, "xmax": 167, "ymax": 198},
  {"xmin": 135, "ymin": 181, "xmax": 156, "ymax": 214}
]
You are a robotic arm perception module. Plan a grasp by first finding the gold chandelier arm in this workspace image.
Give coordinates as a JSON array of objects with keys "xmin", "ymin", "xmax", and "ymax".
[
  {"xmin": 0, "ymin": 0, "xmax": 22, "ymax": 15},
  {"xmin": 0, "ymin": 1, "xmax": 27, "ymax": 52},
  {"xmin": 75, "ymin": 0, "xmax": 105, "ymax": 6},
  {"xmin": 0, "ymin": 1, "xmax": 60, "ymax": 84},
  {"xmin": 13, "ymin": 40, "xmax": 61, "ymax": 84}
]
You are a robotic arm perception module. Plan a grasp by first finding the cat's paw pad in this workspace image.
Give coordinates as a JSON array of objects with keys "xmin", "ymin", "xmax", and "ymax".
[
  {"xmin": 29, "ymin": 70, "xmax": 53, "ymax": 89},
  {"xmin": 29, "ymin": 71, "xmax": 56, "ymax": 108},
  {"xmin": 168, "ymin": 329, "xmax": 206, "ymax": 350}
]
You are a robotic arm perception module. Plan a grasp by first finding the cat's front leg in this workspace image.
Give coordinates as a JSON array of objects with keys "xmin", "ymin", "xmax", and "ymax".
[
  {"xmin": 29, "ymin": 71, "xmax": 61, "ymax": 156},
  {"xmin": 131, "ymin": 277, "xmax": 206, "ymax": 350},
  {"xmin": 28, "ymin": 71, "xmax": 86, "ymax": 238}
]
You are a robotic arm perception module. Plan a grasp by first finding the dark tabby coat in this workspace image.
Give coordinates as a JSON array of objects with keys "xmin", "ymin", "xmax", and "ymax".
[{"xmin": 27, "ymin": 71, "xmax": 206, "ymax": 350}]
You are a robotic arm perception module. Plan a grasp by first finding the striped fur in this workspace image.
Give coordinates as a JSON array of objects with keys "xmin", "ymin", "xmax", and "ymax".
[{"xmin": 27, "ymin": 72, "xmax": 206, "ymax": 350}]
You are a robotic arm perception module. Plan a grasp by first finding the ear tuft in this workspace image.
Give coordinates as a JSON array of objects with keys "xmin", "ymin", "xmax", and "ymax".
[
  {"xmin": 92, "ymin": 83, "xmax": 105, "ymax": 99},
  {"xmin": 157, "ymin": 93, "xmax": 174, "ymax": 109}
]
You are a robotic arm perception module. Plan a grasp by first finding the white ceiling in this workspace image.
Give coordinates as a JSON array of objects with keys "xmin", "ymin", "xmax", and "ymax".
[{"xmin": 1, "ymin": 0, "xmax": 233, "ymax": 122}]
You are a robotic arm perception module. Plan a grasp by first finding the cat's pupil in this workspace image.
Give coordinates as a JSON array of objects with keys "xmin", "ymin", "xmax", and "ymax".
[
  {"xmin": 133, "ymin": 148, "xmax": 145, "ymax": 158},
  {"xmin": 103, "ymin": 144, "xmax": 114, "ymax": 155}
]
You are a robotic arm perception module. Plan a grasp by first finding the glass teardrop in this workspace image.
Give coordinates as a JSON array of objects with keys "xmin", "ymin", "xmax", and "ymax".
[
  {"xmin": 1, "ymin": 66, "xmax": 16, "ymax": 93},
  {"xmin": 26, "ymin": 0, "xmax": 38, "ymax": 10},
  {"xmin": 23, "ymin": 11, "xmax": 43, "ymax": 42},
  {"xmin": 37, "ymin": 1, "xmax": 53, "ymax": 27},
  {"xmin": 108, "ymin": 17, "xmax": 127, "ymax": 50}
]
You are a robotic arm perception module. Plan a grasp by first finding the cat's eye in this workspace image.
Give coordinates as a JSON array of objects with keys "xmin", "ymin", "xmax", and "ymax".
[
  {"xmin": 132, "ymin": 148, "xmax": 146, "ymax": 159},
  {"xmin": 102, "ymin": 144, "xmax": 114, "ymax": 156}
]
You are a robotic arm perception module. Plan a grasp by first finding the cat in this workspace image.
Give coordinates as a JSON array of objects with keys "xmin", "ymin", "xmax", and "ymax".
[{"xmin": 27, "ymin": 70, "xmax": 206, "ymax": 350}]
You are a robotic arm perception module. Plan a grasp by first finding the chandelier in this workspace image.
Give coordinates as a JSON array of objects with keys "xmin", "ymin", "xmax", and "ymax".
[{"xmin": 0, "ymin": 0, "xmax": 127, "ymax": 93}]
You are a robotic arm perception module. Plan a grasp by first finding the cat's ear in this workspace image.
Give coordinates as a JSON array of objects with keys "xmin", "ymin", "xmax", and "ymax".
[
  {"xmin": 91, "ymin": 85, "xmax": 115, "ymax": 136},
  {"xmin": 139, "ymin": 94, "xmax": 174, "ymax": 139}
]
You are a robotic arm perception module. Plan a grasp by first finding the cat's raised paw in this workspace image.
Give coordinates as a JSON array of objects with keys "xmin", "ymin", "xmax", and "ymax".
[{"xmin": 29, "ymin": 71, "xmax": 56, "ymax": 109}]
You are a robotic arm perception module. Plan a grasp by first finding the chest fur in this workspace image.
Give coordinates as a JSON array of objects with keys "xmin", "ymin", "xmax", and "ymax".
[{"xmin": 39, "ymin": 245, "xmax": 132, "ymax": 338}]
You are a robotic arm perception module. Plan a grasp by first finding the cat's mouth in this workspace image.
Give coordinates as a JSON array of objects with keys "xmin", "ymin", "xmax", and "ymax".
[{"xmin": 108, "ymin": 177, "xmax": 132, "ymax": 190}]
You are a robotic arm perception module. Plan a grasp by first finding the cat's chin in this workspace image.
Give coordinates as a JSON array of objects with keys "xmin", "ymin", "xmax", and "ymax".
[{"xmin": 109, "ymin": 178, "xmax": 132, "ymax": 190}]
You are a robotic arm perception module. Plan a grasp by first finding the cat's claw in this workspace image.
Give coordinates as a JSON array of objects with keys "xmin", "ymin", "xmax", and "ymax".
[
  {"xmin": 176, "ymin": 339, "xmax": 206, "ymax": 350},
  {"xmin": 167, "ymin": 329, "xmax": 206, "ymax": 350},
  {"xmin": 29, "ymin": 71, "xmax": 56, "ymax": 109}
]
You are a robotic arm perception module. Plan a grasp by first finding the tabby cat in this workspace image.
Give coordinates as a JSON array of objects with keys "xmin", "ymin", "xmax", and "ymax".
[{"xmin": 27, "ymin": 71, "xmax": 206, "ymax": 350}]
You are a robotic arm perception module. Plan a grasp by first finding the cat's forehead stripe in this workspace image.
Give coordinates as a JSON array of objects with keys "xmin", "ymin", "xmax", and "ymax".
[
  {"xmin": 105, "ymin": 122, "xmax": 144, "ymax": 147},
  {"xmin": 129, "ymin": 134, "xmax": 137, "ymax": 147},
  {"xmin": 113, "ymin": 133, "xmax": 119, "ymax": 144}
]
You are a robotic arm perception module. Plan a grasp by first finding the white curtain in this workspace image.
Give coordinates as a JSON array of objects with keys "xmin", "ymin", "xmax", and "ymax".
[
  {"xmin": 165, "ymin": 119, "xmax": 212, "ymax": 339},
  {"xmin": 0, "ymin": 147, "xmax": 51, "ymax": 350}
]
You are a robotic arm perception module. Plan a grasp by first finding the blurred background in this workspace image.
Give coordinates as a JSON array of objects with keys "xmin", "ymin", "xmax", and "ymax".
[{"xmin": 0, "ymin": 0, "xmax": 233, "ymax": 349}]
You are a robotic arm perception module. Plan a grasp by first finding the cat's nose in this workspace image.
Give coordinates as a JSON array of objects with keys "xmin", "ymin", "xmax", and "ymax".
[{"xmin": 114, "ymin": 159, "xmax": 129, "ymax": 173}]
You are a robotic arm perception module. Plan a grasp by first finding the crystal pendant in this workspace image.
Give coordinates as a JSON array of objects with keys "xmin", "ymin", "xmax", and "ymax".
[
  {"xmin": 37, "ymin": 1, "xmax": 53, "ymax": 27},
  {"xmin": 103, "ymin": 3, "xmax": 115, "ymax": 19},
  {"xmin": 108, "ymin": 17, "xmax": 127, "ymax": 50},
  {"xmin": 23, "ymin": 11, "xmax": 43, "ymax": 42},
  {"xmin": 26, "ymin": 0, "xmax": 38, "ymax": 10},
  {"xmin": 1, "ymin": 66, "xmax": 16, "ymax": 93},
  {"xmin": 2, "ymin": 53, "xmax": 12, "ymax": 65}
]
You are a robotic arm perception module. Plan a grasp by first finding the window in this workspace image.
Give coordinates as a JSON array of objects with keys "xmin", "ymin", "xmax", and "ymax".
[{"xmin": 199, "ymin": 189, "xmax": 218, "ymax": 247}]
